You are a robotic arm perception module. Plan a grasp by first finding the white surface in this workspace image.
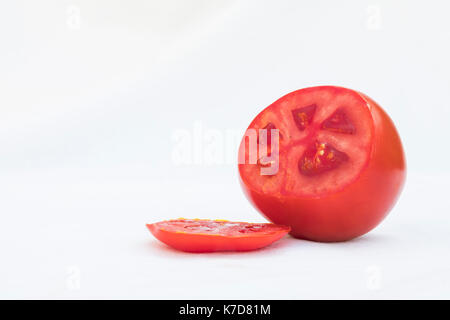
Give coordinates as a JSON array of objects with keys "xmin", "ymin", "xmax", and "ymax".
[{"xmin": 1, "ymin": 1, "xmax": 450, "ymax": 299}]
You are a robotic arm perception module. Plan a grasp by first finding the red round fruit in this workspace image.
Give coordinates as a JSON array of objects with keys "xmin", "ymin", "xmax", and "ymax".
[
  {"xmin": 147, "ymin": 219, "xmax": 290, "ymax": 252},
  {"xmin": 238, "ymin": 86, "xmax": 406, "ymax": 242}
]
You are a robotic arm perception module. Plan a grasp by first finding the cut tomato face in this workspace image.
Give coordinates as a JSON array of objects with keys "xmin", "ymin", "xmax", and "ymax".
[
  {"xmin": 147, "ymin": 219, "xmax": 290, "ymax": 253},
  {"xmin": 238, "ymin": 86, "xmax": 406, "ymax": 242}
]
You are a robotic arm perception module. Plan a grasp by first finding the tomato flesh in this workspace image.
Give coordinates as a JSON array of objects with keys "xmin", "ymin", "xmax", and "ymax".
[
  {"xmin": 238, "ymin": 86, "xmax": 406, "ymax": 242},
  {"xmin": 147, "ymin": 219, "xmax": 290, "ymax": 253}
]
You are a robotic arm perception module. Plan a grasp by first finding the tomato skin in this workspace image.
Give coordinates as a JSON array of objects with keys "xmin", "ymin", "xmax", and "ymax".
[
  {"xmin": 147, "ymin": 220, "xmax": 290, "ymax": 253},
  {"xmin": 239, "ymin": 89, "xmax": 406, "ymax": 242}
]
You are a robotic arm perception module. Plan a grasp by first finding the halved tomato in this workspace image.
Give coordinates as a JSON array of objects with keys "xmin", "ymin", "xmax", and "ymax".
[
  {"xmin": 147, "ymin": 219, "xmax": 290, "ymax": 253},
  {"xmin": 238, "ymin": 86, "xmax": 406, "ymax": 242}
]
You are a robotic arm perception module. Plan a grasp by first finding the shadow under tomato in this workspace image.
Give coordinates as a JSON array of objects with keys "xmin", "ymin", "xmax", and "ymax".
[
  {"xmin": 291, "ymin": 232, "xmax": 396, "ymax": 248},
  {"xmin": 330, "ymin": 232, "xmax": 394, "ymax": 245},
  {"xmin": 145, "ymin": 232, "xmax": 394, "ymax": 257}
]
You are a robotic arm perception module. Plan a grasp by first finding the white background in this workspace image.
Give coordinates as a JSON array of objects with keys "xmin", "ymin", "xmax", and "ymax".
[{"xmin": 1, "ymin": 0, "xmax": 449, "ymax": 299}]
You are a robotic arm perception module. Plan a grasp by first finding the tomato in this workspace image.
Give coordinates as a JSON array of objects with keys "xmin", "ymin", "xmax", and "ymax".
[
  {"xmin": 147, "ymin": 219, "xmax": 290, "ymax": 253},
  {"xmin": 238, "ymin": 86, "xmax": 406, "ymax": 242}
]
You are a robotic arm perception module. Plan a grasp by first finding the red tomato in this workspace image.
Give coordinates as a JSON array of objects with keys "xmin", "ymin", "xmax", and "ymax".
[
  {"xmin": 238, "ymin": 86, "xmax": 406, "ymax": 242},
  {"xmin": 147, "ymin": 219, "xmax": 290, "ymax": 253}
]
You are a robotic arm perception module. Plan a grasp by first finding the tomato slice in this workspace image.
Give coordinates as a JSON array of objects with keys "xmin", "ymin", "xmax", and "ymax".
[
  {"xmin": 147, "ymin": 219, "xmax": 290, "ymax": 253},
  {"xmin": 238, "ymin": 86, "xmax": 406, "ymax": 242}
]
